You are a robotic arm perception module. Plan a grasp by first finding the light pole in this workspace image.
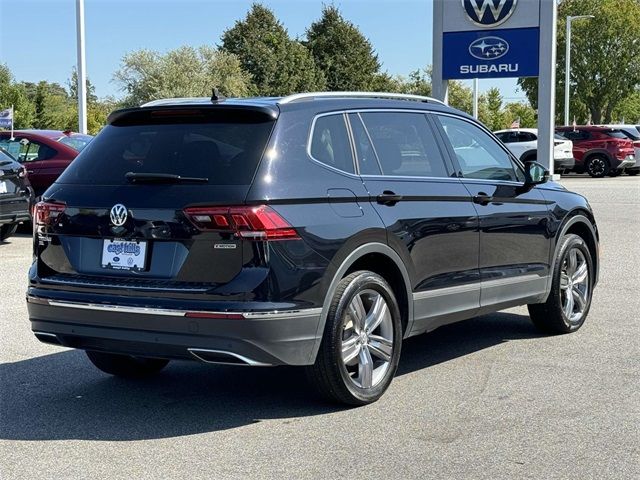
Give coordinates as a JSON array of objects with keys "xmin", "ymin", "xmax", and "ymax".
[
  {"xmin": 564, "ymin": 15, "xmax": 594, "ymax": 126},
  {"xmin": 76, "ymin": 0, "xmax": 87, "ymax": 134}
]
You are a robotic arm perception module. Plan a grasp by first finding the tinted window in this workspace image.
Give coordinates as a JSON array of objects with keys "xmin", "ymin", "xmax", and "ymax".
[
  {"xmin": 348, "ymin": 113, "xmax": 381, "ymax": 175},
  {"xmin": 0, "ymin": 137, "xmax": 56, "ymax": 162},
  {"xmin": 437, "ymin": 115, "xmax": 521, "ymax": 182},
  {"xmin": 310, "ymin": 114, "xmax": 354, "ymax": 174},
  {"xmin": 57, "ymin": 115, "xmax": 274, "ymax": 186},
  {"xmin": 495, "ymin": 132, "xmax": 515, "ymax": 143},
  {"xmin": 517, "ymin": 132, "xmax": 537, "ymax": 142},
  {"xmin": 557, "ymin": 130, "xmax": 590, "ymax": 141},
  {"xmin": 619, "ymin": 129, "xmax": 640, "ymax": 141},
  {"xmin": 58, "ymin": 134, "xmax": 93, "ymax": 152},
  {"xmin": 604, "ymin": 129, "xmax": 630, "ymax": 139},
  {"xmin": 359, "ymin": 112, "xmax": 449, "ymax": 177}
]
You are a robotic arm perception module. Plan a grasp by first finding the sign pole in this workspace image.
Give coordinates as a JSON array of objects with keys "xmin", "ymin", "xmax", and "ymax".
[
  {"xmin": 537, "ymin": 0, "xmax": 557, "ymax": 174},
  {"xmin": 76, "ymin": 0, "xmax": 88, "ymax": 135},
  {"xmin": 472, "ymin": 78, "xmax": 479, "ymax": 118},
  {"xmin": 431, "ymin": 0, "xmax": 448, "ymax": 104},
  {"xmin": 10, "ymin": 105, "xmax": 14, "ymax": 140}
]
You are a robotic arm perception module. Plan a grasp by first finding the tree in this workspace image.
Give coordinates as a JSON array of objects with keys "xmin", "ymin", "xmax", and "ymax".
[
  {"xmin": 114, "ymin": 46, "xmax": 252, "ymax": 106},
  {"xmin": 68, "ymin": 67, "xmax": 98, "ymax": 104},
  {"xmin": 478, "ymin": 87, "xmax": 506, "ymax": 130},
  {"xmin": 519, "ymin": 0, "xmax": 640, "ymax": 124},
  {"xmin": 0, "ymin": 64, "xmax": 36, "ymax": 129},
  {"xmin": 305, "ymin": 5, "xmax": 382, "ymax": 91},
  {"xmin": 503, "ymin": 102, "xmax": 537, "ymax": 128},
  {"xmin": 220, "ymin": 4, "xmax": 325, "ymax": 95}
]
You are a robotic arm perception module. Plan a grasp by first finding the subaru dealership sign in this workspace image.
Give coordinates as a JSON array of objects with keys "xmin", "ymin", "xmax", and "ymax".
[{"xmin": 442, "ymin": 0, "xmax": 540, "ymax": 80}]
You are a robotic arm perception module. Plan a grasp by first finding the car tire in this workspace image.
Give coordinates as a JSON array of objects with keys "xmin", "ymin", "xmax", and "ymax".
[
  {"xmin": 0, "ymin": 223, "xmax": 18, "ymax": 242},
  {"xmin": 308, "ymin": 271, "xmax": 402, "ymax": 405},
  {"xmin": 86, "ymin": 351, "xmax": 169, "ymax": 377},
  {"xmin": 585, "ymin": 155, "xmax": 610, "ymax": 178},
  {"xmin": 528, "ymin": 234, "xmax": 593, "ymax": 334}
]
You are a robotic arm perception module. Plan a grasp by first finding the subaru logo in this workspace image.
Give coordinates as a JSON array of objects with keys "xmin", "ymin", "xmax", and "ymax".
[
  {"xmin": 469, "ymin": 36, "xmax": 509, "ymax": 60},
  {"xmin": 110, "ymin": 204, "xmax": 128, "ymax": 227},
  {"xmin": 462, "ymin": 0, "xmax": 517, "ymax": 27}
]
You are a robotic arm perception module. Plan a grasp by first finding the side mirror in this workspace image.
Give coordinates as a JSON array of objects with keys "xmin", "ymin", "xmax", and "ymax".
[{"xmin": 524, "ymin": 161, "xmax": 550, "ymax": 185}]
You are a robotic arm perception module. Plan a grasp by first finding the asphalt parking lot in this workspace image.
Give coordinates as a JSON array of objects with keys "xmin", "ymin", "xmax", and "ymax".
[{"xmin": 1, "ymin": 175, "xmax": 638, "ymax": 480}]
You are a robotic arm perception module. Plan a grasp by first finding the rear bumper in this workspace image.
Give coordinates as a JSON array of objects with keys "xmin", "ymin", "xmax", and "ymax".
[
  {"xmin": 26, "ymin": 295, "xmax": 323, "ymax": 366},
  {"xmin": 554, "ymin": 157, "xmax": 575, "ymax": 171},
  {"xmin": 614, "ymin": 155, "xmax": 636, "ymax": 170},
  {"xmin": 0, "ymin": 194, "xmax": 31, "ymax": 225}
]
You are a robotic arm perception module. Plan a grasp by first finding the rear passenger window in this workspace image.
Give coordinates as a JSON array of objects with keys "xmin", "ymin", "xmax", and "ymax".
[
  {"xmin": 348, "ymin": 113, "xmax": 381, "ymax": 175},
  {"xmin": 310, "ymin": 114, "xmax": 355, "ymax": 174},
  {"xmin": 358, "ymin": 112, "xmax": 449, "ymax": 177}
]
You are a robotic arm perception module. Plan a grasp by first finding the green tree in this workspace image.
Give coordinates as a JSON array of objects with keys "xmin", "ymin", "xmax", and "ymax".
[
  {"xmin": 221, "ymin": 4, "xmax": 325, "ymax": 95},
  {"xmin": 503, "ymin": 102, "xmax": 537, "ymax": 128},
  {"xmin": 0, "ymin": 64, "xmax": 36, "ymax": 129},
  {"xmin": 612, "ymin": 89, "xmax": 640, "ymax": 123},
  {"xmin": 305, "ymin": 5, "xmax": 382, "ymax": 91},
  {"xmin": 114, "ymin": 46, "xmax": 252, "ymax": 106},
  {"xmin": 519, "ymin": 0, "xmax": 640, "ymax": 124},
  {"xmin": 479, "ymin": 87, "xmax": 506, "ymax": 130},
  {"xmin": 68, "ymin": 67, "xmax": 98, "ymax": 105}
]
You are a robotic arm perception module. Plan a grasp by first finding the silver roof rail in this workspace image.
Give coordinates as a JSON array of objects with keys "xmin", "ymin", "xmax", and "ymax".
[
  {"xmin": 278, "ymin": 91, "xmax": 446, "ymax": 105},
  {"xmin": 140, "ymin": 97, "xmax": 210, "ymax": 107}
]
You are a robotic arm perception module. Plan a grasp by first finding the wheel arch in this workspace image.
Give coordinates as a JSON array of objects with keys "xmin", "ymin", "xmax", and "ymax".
[
  {"xmin": 583, "ymin": 149, "xmax": 613, "ymax": 165},
  {"xmin": 309, "ymin": 243, "xmax": 413, "ymax": 363},
  {"xmin": 545, "ymin": 212, "xmax": 599, "ymax": 300}
]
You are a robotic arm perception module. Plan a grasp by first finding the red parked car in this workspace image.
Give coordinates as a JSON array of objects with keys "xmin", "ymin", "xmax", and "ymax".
[
  {"xmin": 0, "ymin": 130, "xmax": 93, "ymax": 196},
  {"xmin": 555, "ymin": 126, "xmax": 636, "ymax": 178}
]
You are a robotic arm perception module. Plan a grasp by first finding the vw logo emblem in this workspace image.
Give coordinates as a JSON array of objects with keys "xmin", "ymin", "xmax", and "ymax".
[
  {"xmin": 110, "ymin": 204, "xmax": 128, "ymax": 227},
  {"xmin": 469, "ymin": 36, "xmax": 510, "ymax": 60},
  {"xmin": 462, "ymin": 0, "xmax": 517, "ymax": 27}
]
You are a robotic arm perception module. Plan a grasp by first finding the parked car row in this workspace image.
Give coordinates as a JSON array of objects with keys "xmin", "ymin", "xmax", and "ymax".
[
  {"xmin": 0, "ymin": 147, "xmax": 33, "ymax": 241},
  {"xmin": 0, "ymin": 130, "xmax": 92, "ymax": 197},
  {"xmin": 495, "ymin": 124, "xmax": 639, "ymax": 178}
]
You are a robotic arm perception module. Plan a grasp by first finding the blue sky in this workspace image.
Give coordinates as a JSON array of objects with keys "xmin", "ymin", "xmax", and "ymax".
[{"xmin": 0, "ymin": 0, "xmax": 524, "ymax": 101}]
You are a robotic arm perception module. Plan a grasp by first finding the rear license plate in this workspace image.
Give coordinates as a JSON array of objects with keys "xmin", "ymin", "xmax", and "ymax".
[
  {"xmin": 101, "ymin": 239, "xmax": 147, "ymax": 271},
  {"xmin": 0, "ymin": 181, "xmax": 7, "ymax": 194}
]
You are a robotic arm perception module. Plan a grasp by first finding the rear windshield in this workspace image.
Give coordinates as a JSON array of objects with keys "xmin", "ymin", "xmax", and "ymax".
[
  {"xmin": 57, "ymin": 111, "xmax": 274, "ymax": 186},
  {"xmin": 58, "ymin": 134, "xmax": 93, "ymax": 152},
  {"xmin": 604, "ymin": 129, "xmax": 628, "ymax": 139}
]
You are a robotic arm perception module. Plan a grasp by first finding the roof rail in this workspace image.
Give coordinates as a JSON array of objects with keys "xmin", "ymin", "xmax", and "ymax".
[
  {"xmin": 140, "ymin": 97, "xmax": 209, "ymax": 107},
  {"xmin": 277, "ymin": 91, "xmax": 446, "ymax": 105}
]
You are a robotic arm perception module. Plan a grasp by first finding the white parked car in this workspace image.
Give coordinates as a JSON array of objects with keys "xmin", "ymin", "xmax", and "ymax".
[
  {"xmin": 494, "ymin": 128, "xmax": 575, "ymax": 173},
  {"xmin": 604, "ymin": 125, "xmax": 640, "ymax": 176}
]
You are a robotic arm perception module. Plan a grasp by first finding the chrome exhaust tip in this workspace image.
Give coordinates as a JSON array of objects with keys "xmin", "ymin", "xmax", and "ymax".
[
  {"xmin": 187, "ymin": 348, "xmax": 270, "ymax": 366},
  {"xmin": 33, "ymin": 331, "xmax": 63, "ymax": 346}
]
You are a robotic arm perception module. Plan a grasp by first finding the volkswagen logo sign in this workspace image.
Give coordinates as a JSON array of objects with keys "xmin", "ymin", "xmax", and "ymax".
[
  {"xmin": 110, "ymin": 204, "xmax": 128, "ymax": 227},
  {"xmin": 469, "ymin": 36, "xmax": 509, "ymax": 60},
  {"xmin": 462, "ymin": 0, "xmax": 517, "ymax": 27}
]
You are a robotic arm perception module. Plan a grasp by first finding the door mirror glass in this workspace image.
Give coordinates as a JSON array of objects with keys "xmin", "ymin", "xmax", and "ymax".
[{"xmin": 525, "ymin": 161, "xmax": 549, "ymax": 185}]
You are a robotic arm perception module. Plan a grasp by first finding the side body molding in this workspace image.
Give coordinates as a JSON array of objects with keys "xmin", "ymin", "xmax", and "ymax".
[{"xmin": 309, "ymin": 243, "xmax": 414, "ymax": 363}]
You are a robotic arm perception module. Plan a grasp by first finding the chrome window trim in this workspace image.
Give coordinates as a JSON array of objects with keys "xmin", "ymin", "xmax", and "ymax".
[{"xmin": 307, "ymin": 108, "xmax": 458, "ymax": 180}]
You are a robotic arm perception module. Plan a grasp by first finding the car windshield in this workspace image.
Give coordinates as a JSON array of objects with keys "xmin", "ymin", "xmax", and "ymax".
[
  {"xmin": 57, "ymin": 134, "xmax": 93, "ymax": 152},
  {"xmin": 554, "ymin": 134, "xmax": 567, "ymax": 141},
  {"xmin": 57, "ymin": 110, "xmax": 275, "ymax": 186}
]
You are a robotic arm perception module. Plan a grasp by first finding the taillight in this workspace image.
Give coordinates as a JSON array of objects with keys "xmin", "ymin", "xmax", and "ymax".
[
  {"xmin": 184, "ymin": 205, "xmax": 299, "ymax": 241},
  {"xmin": 34, "ymin": 201, "xmax": 66, "ymax": 227}
]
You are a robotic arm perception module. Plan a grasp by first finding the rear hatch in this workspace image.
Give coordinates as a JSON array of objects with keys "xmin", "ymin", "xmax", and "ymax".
[
  {"xmin": 553, "ymin": 134, "xmax": 573, "ymax": 159},
  {"xmin": 34, "ymin": 104, "xmax": 279, "ymax": 298}
]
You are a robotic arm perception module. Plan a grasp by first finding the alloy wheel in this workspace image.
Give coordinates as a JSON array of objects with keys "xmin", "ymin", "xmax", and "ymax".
[
  {"xmin": 588, "ymin": 157, "xmax": 606, "ymax": 176},
  {"xmin": 560, "ymin": 247, "xmax": 590, "ymax": 324},
  {"xmin": 340, "ymin": 289, "xmax": 394, "ymax": 389}
]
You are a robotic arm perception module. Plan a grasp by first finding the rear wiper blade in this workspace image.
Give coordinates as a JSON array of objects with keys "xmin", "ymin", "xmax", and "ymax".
[{"xmin": 125, "ymin": 172, "xmax": 208, "ymax": 184}]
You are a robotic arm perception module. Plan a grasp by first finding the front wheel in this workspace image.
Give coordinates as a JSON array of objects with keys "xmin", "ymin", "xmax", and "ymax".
[
  {"xmin": 86, "ymin": 351, "xmax": 169, "ymax": 378},
  {"xmin": 308, "ymin": 271, "xmax": 402, "ymax": 405},
  {"xmin": 528, "ymin": 234, "xmax": 593, "ymax": 334}
]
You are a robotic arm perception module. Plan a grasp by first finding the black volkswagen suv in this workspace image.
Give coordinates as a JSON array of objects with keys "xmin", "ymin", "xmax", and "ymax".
[{"xmin": 27, "ymin": 92, "xmax": 599, "ymax": 405}]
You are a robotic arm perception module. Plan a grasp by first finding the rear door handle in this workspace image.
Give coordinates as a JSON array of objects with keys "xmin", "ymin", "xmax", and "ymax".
[
  {"xmin": 376, "ymin": 191, "xmax": 403, "ymax": 206},
  {"xmin": 472, "ymin": 192, "xmax": 493, "ymax": 205}
]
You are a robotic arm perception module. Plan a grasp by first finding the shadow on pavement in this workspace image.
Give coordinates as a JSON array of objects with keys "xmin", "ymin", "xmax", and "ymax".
[{"xmin": 0, "ymin": 311, "xmax": 541, "ymax": 441}]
